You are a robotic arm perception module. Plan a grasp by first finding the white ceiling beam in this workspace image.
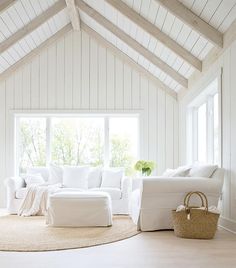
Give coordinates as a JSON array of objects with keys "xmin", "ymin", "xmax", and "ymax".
[
  {"xmin": 0, "ymin": 24, "xmax": 72, "ymax": 81},
  {"xmin": 65, "ymin": 0, "xmax": 80, "ymax": 31},
  {"xmin": 81, "ymin": 22, "xmax": 177, "ymax": 99},
  {"xmin": 104, "ymin": 0, "xmax": 202, "ymax": 71},
  {"xmin": 77, "ymin": 0, "xmax": 187, "ymax": 88},
  {"xmin": 0, "ymin": 0, "xmax": 16, "ymax": 14},
  {"xmin": 0, "ymin": 0, "xmax": 66, "ymax": 54},
  {"xmin": 155, "ymin": 0, "xmax": 223, "ymax": 48}
]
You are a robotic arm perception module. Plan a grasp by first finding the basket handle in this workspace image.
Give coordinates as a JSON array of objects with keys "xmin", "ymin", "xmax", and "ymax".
[{"xmin": 184, "ymin": 191, "xmax": 209, "ymax": 212}]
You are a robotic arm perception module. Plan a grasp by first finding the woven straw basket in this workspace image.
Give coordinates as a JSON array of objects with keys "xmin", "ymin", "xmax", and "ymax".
[{"xmin": 172, "ymin": 191, "xmax": 219, "ymax": 239}]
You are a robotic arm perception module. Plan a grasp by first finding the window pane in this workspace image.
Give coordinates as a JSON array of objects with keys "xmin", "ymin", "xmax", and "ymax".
[
  {"xmin": 109, "ymin": 117, "xmax": 138, "ymax": 175},
  {"xmin": 197, "ymin": 103, "xmax": 207, "ymax": 163},
  {"xmin": 18, "ymin": 118, "xmax": 46, "ymax": 174},
  {"xmin": 213, "ymin": 93, "xmax": 219, "ymax": 164},
  {"xmin": 51, "ymin": 118, "xmax": 104, "ymax": 166}
]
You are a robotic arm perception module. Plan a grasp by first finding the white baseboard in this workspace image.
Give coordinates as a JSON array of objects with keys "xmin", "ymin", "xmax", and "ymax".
[{"xmin": 219, "ymin": 216, "xmax": 236, "ymax": 234}]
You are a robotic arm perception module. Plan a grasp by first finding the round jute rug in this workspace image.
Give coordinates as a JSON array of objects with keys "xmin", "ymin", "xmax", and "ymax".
[{"xmin": 0, "ymin": 215, "xmax": 140, "ymax": 252}]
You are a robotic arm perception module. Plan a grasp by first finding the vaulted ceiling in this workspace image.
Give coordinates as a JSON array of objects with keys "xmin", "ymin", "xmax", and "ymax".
[{"xmin": 1, "ymin": 0, "xmax": 236, "ymax": 97}]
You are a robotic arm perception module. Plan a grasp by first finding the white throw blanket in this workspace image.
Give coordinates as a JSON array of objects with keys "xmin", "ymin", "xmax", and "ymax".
[{"xmin": 18, "ymin": 184, "xmax": 61, "ymax": 217}]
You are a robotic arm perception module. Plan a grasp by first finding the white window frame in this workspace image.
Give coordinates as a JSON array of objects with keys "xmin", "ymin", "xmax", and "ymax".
[
  {"xmin": 13, "ymin": 111, "xmax": 141, "ymax": 175},
  {"xmin": 187, "ymin": 72, "xmax": 222, "ymax": 166}
]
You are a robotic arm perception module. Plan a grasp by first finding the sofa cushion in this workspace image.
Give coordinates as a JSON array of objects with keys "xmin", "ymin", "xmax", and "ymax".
[
  {"xmin": 27, "ymin": 167, "xmax": 49, "ymax": 181},
  {"xmin": 63, "ymin": 166, "xmax": 90, "ymax": 189},
  {"xmin": 90, "ymin": 187, "xmax": 122, "ymax": 200},
  {"xmin": 24, "ymin": 173, "xmax": 45, "ymax": 187},
  {"xmin": 189, "ymin": 164, "xmax": 218, "ymax": 178},
  {"xmin": 101, "ymin": 169, "xmax": 124, "ymax": 189},
  {"xmin": 88, "ymin": 167, "xmax": 102, "ymax": 188},
  {"xmin": 162, "ymin": 166, "xmax": 191, "ymax": 177},
  {"xmin": 15, "ymin": 188, "xmax": 27, "ymax": 199},
  {"xmin": 49, "ymin": 163, "xmax": 63, "ymax": 184}
]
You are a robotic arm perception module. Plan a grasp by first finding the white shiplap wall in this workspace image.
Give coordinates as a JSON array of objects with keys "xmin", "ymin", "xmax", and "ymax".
[
  {"xmin": 179, "ymin": 38, "xmax": 236, "ymax": 231},
  {"xmin": 0, "ymin": 29, "xmax": 178, "ymax": 207}
]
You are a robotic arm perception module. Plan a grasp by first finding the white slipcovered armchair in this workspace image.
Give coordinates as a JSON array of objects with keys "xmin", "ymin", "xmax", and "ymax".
[
  {"xmin": 5, "ymin": 167, "xmax": 131, "ymax": 215},
  {"xmin": 130, "ymin": 168, "xmax": 224, "ymax": 231}
]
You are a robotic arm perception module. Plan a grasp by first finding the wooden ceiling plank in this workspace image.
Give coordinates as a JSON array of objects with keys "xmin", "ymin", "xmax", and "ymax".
[
  {"xmin": 104, "ymin": 0, "xmax": 202, "ymax": 71},
  {"xmin": 65, "ymin": 0, "xmax": 81, "ymax": 31},
  {"xmin": 0, "ymin": 0, "xmax": 66, "ymax": 54},
  {"xmin": 0, "ymin": 0, "xmax": 16, "ymax": 14},
  {"xmin": 77, "ymin": 0, "xmax": 188, "ymax": 88},
  {"xmin": 155, "ymin": 0, "xmax": 223, "ymax": 48}
]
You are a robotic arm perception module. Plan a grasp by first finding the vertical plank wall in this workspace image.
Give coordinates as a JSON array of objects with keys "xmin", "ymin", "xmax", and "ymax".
[
  {"xmin": 0, "ymin": 30, "xmax": 178, "ymax": 207},
  {"xmin": 179, "ymin": 39, "xmax": 236, "ymax": 230}
]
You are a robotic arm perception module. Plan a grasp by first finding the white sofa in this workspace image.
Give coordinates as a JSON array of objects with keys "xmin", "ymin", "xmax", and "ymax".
[
  {"xmin": 5, "ymin": 167, "xmax": 131, "ymax": 215},
  {"xmin": 130, "ymin": 168, "xmax": 224, "ymax": 231}
]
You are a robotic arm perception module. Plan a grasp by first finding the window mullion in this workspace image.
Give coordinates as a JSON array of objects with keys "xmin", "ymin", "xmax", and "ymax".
[
  {"xmin": 104, "ymin": 117, "xmax": 109, "ymax": 168},
  {"xmin": 192, "ymin": 108, "xmax": 198, "ymax": 163},
  {"xmin": 46, "ymin": 117, "xmax": 51, "ymax": 166},
  {"xmin": 15, "ymin": 117, "xmax": 20, "ymax": 176},
  {"xmin": 207, "ymin": 96, "xmax": 214, "ymax": 164}
]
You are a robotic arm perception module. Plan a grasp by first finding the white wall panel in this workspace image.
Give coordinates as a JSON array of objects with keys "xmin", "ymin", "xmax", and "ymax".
[
  {"xmin": 0, "ymin": 81, "xmax": 6, "ymax": 206},
  {"xmin": 72, "ymin": 30, "xmax": 81, "ymax": 109},
  {"xmin": 179, "ymin": 38, "xmax": 236, "ymax": 231},
  {"xmin": 56, "ymin": 38, "xmax": 65, "ymax": 109},
  {"xmin": 0, "ymin": 29, "xmax": 178, "ymax": 207},
  {"xmin": 81, "ymin": 31, "xmax": 90, "ymax": 109},
  {"xmin": 30, "ymin": 57, "xmax": 40, "ymax": 109},
  {"xmin": 98, "ymin": 45, "xmax": 107, "ymax": 110},
  {"xmin": 39, "ymin": 50, "xmax": 48, "ymax": 109},
  {"xmin": 90, "ymin": 37, "xmax": 98, "ymax": 110},
  {"xmin": 47, "ymin": 44, "xmax": 57, "ymax": 109},
  {"xmin": 114, "ymin": 58, "xmax": 123, "ymax": 110},
  {"xmin": 64, "ymin": 31, "xmax": 73, "ymax": 109}
]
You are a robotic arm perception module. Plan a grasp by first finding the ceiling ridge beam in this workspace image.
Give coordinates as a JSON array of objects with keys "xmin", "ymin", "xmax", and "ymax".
[
  {"xmin": 104, "ymin": 0, "xmax": 202, "ymax": 71},
  {"xmin": 0, "ymin": 0, "xmax": 66, "ymax": 54},
  {"xmin": 154, "ymin": 0, "xmax": 223, "ymax": 48},
  {"xmin": 0, "ymin": 24, "xmax": 72, "ymax": 82},
  {"xmin": 77, "ymin": 0, "xmax": 187, "ymax": 88},
  {"xmin": 81, "ymin": 22, "xmax": 177, "ymax": 99},
  {"xmin": 65, "ymin": 0, "xmax": 81, "ymax": 31},
  {"xmin": 0, "ymin": 0, "xmax": 16, "ymax": 14}
]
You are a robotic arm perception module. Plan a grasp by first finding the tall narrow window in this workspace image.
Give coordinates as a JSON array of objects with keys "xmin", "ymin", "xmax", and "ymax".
[
  {"xmin": 187, "ymin": 76, "xmax": 220, "ymax": 165},
  {"xmin": 197, "ymin": 103, "xmax": 207, "ymax": 163},
  {"xmin": 109, "ymin": 117, "xmax": 138, "ymax": 175},
  {"xmin": 18, "ymin": 118, "xmax": 46, "ymax": 174},
  {"xmin": 213, "ymin": 93, "xmax": 219, "ymax": 164}
]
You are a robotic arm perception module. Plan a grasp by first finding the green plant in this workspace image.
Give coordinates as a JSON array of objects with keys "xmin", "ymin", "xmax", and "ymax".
[{"xmin": 134, "ymin": 160, "xmax": 155, "ymax": 176}]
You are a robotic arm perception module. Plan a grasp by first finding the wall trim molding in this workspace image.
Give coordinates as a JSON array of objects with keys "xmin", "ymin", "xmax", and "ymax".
[{"xmin": 219, "ymin": 216, "xmax": 236, "ymax": 234}]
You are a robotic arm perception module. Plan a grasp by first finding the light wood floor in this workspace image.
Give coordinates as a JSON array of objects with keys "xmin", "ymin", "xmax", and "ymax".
[{"xmin": 0, "ymin": 227, "xmax": 236, "ymax": 268}]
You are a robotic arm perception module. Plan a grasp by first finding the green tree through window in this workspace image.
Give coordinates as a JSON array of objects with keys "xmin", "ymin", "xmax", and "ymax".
[{"xmin": 18, "ymin": 116, "xmax": 138, "ymax": 176}]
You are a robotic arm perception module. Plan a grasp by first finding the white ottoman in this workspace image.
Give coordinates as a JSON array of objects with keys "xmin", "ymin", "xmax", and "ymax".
[{"xmin": 46, "ymin": 191, "xmax": 112, "ymax": 227}]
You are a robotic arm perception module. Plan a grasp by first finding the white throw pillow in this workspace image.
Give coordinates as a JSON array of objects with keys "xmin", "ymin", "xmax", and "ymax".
[
  {"xmin": 63, "ymin": 166, "xmax": 90, "ymax": 189},
  {"xmin": 189, "ymin": 164, "xmax": 218, "ymax": 178},
  {"xmin": 88, "ymin": 167, "xmax": 102, "ymax": 188},
  {"xmin": 101, "ymin": 169, "xmax": 124, "ymax": 189},
  {"xmin": 26, "ymin": 167, "xmax": 49, "ymax": 181},
  {"xmin": 49, "ymin": 163, "xmax": 63, "ymax": 184},
  {"xmin": 162, "ymin": 169, "xmax": 176, "ymax": 177},
  {"xmin": 162, "ymin": 166, "xmax": 191, "ymax": 177},
  {"xmin": 24, "ymin": 174, "xmax": 45, "ymax": 187}
]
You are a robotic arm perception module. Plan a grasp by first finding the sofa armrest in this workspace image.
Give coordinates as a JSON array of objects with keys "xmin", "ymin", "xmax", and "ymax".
[
  {"xmin": 5, "ymin": 177, "xmax": 25, "ymax": 193},
  {"xmin": 142, "ymin": 177, "xmax": 223, "ymax": 196},
  {"xmin": 121, "ymin": 177, "xmax": 132, "ymax": 198}
]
